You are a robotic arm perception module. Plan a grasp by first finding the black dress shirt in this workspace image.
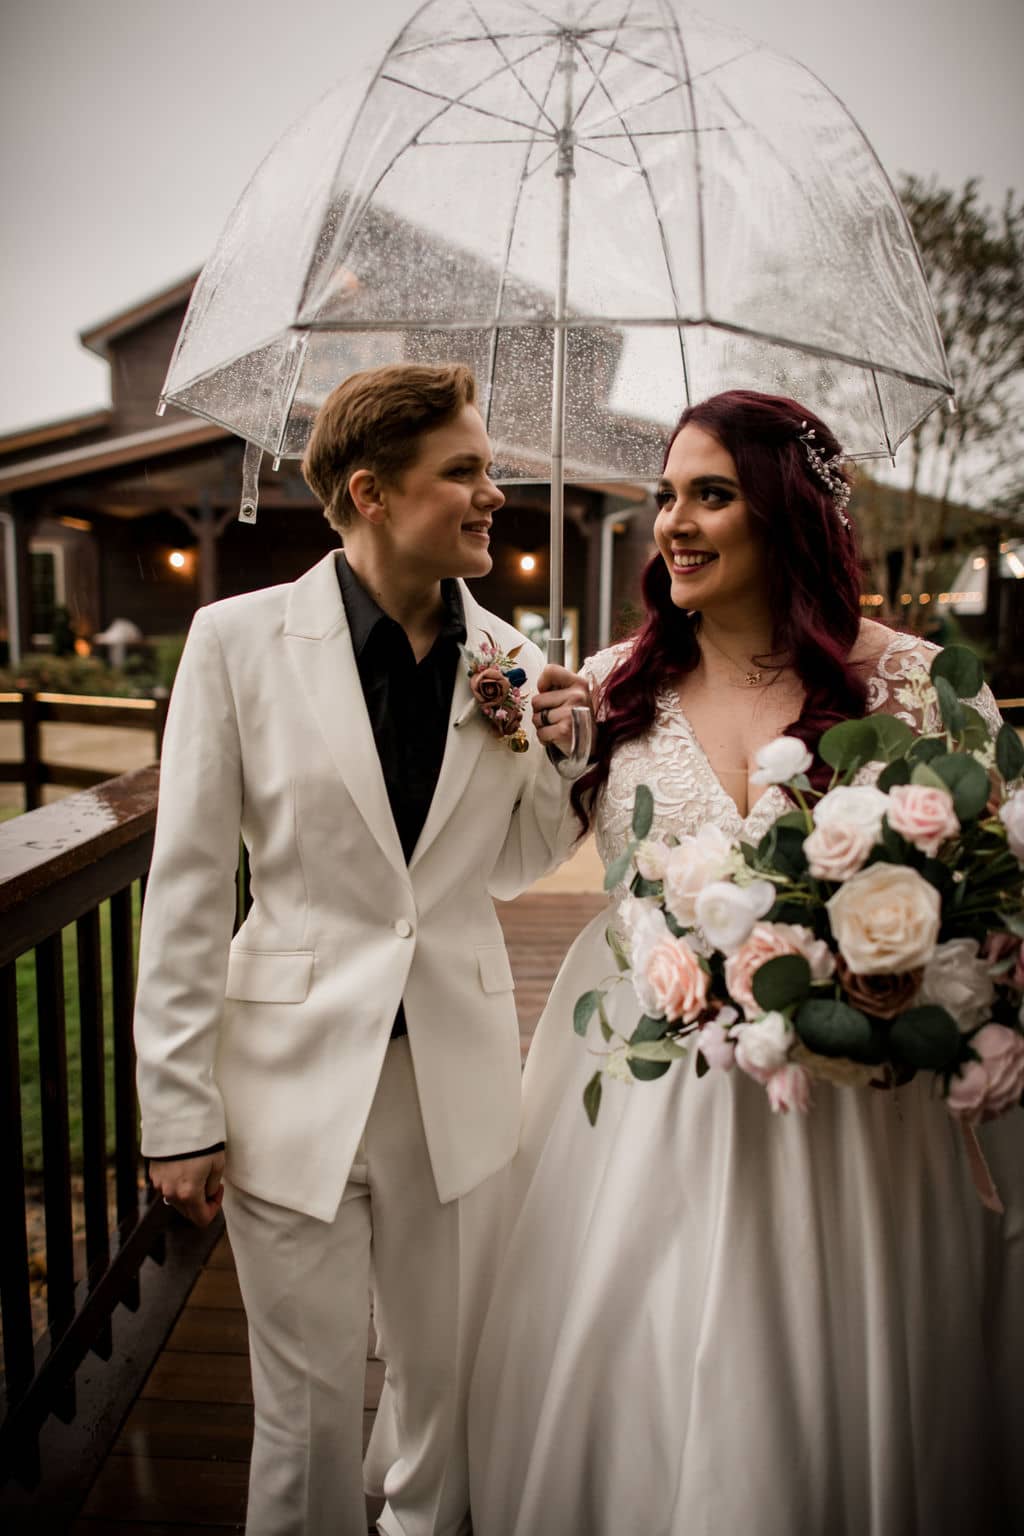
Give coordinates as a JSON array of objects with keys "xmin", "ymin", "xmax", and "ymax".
[{"xmin": 149, "ymin": 556, "xmax": 466, "ymax": 1164}]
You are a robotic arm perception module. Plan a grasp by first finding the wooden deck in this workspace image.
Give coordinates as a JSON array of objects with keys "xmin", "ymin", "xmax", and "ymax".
[{"xmin": 70, "ymin": 890, "xmax": 607, "ymax": 1533}]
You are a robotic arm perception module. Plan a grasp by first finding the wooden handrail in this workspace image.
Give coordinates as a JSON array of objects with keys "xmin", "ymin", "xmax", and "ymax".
[{"xmin": 0, "ymin": 690, "xmax": 167, "ymax": 810}]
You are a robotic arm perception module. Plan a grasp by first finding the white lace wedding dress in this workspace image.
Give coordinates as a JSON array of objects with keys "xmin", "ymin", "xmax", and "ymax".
[{"xmin": 467, "ymin": 635, "xmax": 1023, "ymax": 1536}]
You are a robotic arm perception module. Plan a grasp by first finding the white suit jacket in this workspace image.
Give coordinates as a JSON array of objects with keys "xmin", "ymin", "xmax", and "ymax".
[{"xmin": 134, "ymin": 551, "xmax": 579, "ymax": 1221}]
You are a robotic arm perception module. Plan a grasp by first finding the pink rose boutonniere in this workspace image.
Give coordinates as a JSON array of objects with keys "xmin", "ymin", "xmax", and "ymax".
[{"xmin": 463, "ymin": 633, "xmax": 530, "ymax": 752}]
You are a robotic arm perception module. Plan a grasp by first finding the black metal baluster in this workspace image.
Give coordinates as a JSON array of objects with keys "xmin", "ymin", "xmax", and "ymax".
[
  {"xmin": 76, "ymin": 907, "xmax": 112, "ymax": 1359},
  {"xmin": 35, "ymin": 933, "xmax": 76, "ymax": 1424},
  {"xmin": 0, "ymin": 963, "xmax": 35, "ymax": 1419},
  {"xmin": 109, "ymin": 888, "xmax": 140, "ymax": 1311}
]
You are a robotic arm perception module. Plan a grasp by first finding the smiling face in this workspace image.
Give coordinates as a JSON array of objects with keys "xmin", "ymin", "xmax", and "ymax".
[
  {"xmin": 357, "ymin": 403, "xmax": 505, "ymax": 582},
  {"xmin": 653, "ymin": 424, "xmax": 768, "ymax": 616}
]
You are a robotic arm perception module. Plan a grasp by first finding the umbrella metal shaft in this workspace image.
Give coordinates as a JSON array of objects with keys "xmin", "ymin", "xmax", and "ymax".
[{"xmin": 547, "ymin": 30, "xmax": 576, "ymax": 668}]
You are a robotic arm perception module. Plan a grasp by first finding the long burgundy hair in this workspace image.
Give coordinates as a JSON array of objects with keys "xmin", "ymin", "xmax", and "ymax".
[{"xmin": 572, "ymin": 389, "xmax": 868, "ymax": 828}]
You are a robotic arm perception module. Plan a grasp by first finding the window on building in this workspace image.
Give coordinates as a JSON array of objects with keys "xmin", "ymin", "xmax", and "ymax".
[{"xmin": 29, "ymin": 540, "xmax": 66, "ymax": 645}]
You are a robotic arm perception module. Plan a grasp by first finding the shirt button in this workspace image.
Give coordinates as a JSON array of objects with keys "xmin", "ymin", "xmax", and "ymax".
[{"xmin": 394, "ymin": 919, "xmax": 413, "ymax": 939}]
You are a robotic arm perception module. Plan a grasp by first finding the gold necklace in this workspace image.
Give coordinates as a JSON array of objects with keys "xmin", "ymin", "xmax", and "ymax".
[{"xmin": 699, "ymin": 626, "xmax": 771, "ymax": 688}]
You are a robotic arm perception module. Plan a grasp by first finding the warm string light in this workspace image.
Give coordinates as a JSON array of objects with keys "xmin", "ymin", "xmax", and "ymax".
[{"xmin": 519, "ymin": 553, "xmax": 537, "ymax": 573}]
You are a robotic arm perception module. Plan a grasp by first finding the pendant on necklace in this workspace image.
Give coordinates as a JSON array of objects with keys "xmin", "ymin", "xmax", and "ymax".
[{"xmin": 745, "ymin": 671, "xmax": 763, "ymax": 686}]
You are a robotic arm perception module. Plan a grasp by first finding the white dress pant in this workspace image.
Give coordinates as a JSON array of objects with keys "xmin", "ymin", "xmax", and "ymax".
[{"xmin": 223, "ymin": 1038, "xmax": 473, "ymax": 1536}]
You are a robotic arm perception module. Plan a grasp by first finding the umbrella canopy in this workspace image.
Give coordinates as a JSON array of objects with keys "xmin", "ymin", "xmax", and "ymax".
[{"xmin": 161, "ymin": 0, "xmax": 951, "ymax": 482}]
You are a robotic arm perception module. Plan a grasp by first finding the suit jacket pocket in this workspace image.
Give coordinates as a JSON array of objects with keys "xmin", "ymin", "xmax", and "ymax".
[
  {"xmin": 225, "ymin": 949, "xmax": 315, "ymax": 1003},
  {"xmin": 476, "ymin": 944, "xmax": 515, "ymax": 994}
]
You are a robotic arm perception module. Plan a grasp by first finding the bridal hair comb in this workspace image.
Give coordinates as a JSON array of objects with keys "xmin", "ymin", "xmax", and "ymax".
[{"xmin": 798, "ymin": 422, "xmax": 852, "ymax": 528}]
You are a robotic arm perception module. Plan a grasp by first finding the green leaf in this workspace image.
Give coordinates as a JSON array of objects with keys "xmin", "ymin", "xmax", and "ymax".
[
  {"xmin": 598, "ymin": 1004, "xmax": 614, "ymax": 1044},
  {"xmin": 763, "ymin": 824, "xmax": 809, "ymax": 878},
  {"xmin": 911, "ymin": 761, "xmax": 950, "ymax": 793},
  {"xmin": 934, "ymin": 675, "xmax": 965, "ymax": 735},
  {"xmin": 795, "ymin": 999, "xmax": 875, "ymax": 1058},
  {"xmin": 931, "ymin": 644, "xmax": 984, "ymax": 700},
  {"xmin": 628, "ymin": 1057, "xmax": 672, "ymax": 1081},
  {"xmin": 877, "ymin": 758, "xmax": 911, "ymax": 792},
  {"xmin": 907, "ymin": 736, "xmax": 949, "ymax": 768},
  {"xmin": 631, "ymin": 875, "xmax": 662, "ymax": 899},
  {"xmin": 751, "ymin": 954, "xmax": 812, "ymax": 1011},
  {"xmin": 959, "ymin": 705, "xmax": 991, "ymax": 752},
  {"xmin": 606, "ymin": 925, "xmax": 631, "ymax": 974},
  {"xmin": 889, "ymin": 1005, "xmax": 961, "ymax": 1071},
  {"xmin": 631, "ymin": 783, "xmax": 655, "ymax": 840},
  {"xmin": 695, "ymin": 1051, "xmax": 710, "ymax": 1078},
  {"xmin": 997, "ymin": 722, "xmax": 1024, "ymax": 782},
  {"xmin": 573, "ymin": 990, "xmax": 604, "ymax": 1037},
  {"xmin": 819, "ymin": 719, "xmax": 879, "ymax": 773},
  {"xmin": 603, "ymin": 846, "xmax": 635, "ymax": 891},
  {"xmin": 629, "ymin": 1014, "xmax": 671, "ymax": 1045},
  {"xmin": 583, "ymin": 1071, "xmax": 603, "ymax": 1125},
  {"xmin": 774, "ymin": 810, "xmax": 812, "ymax": 832},
  {"xmin": 628, "ymin": 1038, "xmax": 687, "ymax": 1062},
  {"xmin": 930, "ymin": 753, "xmax": 990, "ymax": 821},
  {"xmin": 868, "ymin": 714, "xmax": 916, "ymax": 761}
]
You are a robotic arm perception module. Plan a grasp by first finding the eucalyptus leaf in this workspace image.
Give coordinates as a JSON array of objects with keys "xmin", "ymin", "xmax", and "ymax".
[
  {"xmin": 628, "ymin": 1057, "xmax": 672, "ymax": 1080},
  {"xmin": 819, "ymin": 719, "xmax": 879, "ymax": 773},
  {"xmin": 997, "ymin": 722, "xmax": 1024, "ymax": 782},
  {"xmin": 889, "ymin": 1005, "xmax": 961, "ymax": 1070},
  {"xmin": 908, "ymin": 737, "xmax": 949, "ymax": 767},
  {"xmin": 930, "ymin": 753, "xmax": 990, "ymax": 821},
  {"xmin": 931, "ymin": 644, "xmax": 984, "ymax": 700},
  {"xmin": 959, "ymin": 705, "xmax": 991, "ymax": 752},
  {"xmin": 795, "ymin": 999, "xmax": 874, "ymax": 1057},
  {"xmin": 599, "ymin": 1004, "xmax": 614, "ymax": 1044},
  {"xmin": 632, "ymin": 783, "xmax": 655, "ymax": 839},
  {"xmin": 911, "ymin": 761, "xmax": 950, "ymax": 793},
  {"xmin": 628, "ymin": 1038, "xmax": 687, "ymax": 1062},
  {"xmin": 877, "ymin": 758, "xmax": 911, "ymax": 792},
  {"xmin": 604, "ymin": 846, "xmax": 635, "ymax": 892},
  {"xmin": 934, "ymin": 675, "xmax": 965, "ymax": 736},
  {"xmin": 573, "ymin": 990, "xmax": 604, "ymax": 1037},
  {"xmin": 583, "ymin": 1071, "xmax": 603, "ymax": 1125},
  {"xmin": 774, "ymin": 810, "xmax": 812, "ymax": 832},
  {"xmin": 868, "ymin": 714, "xmax": 916, "ymax": 760},
  {"xmin": 751, "ymin": 954, "xmax": 812, "ymax": 1011},
  {"xmin": 630, "ymin": 1014, "xmax": 671, "ymax": 1045},
  {"xmin": 632, "ymin": 876, "xmax": 663, "ymax": 899}
]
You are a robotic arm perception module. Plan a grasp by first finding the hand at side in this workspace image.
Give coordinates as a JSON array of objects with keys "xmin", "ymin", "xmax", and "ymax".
[{"xmin": 150, "ymin": 1151, "xmax": 226, "ymax": 1228}]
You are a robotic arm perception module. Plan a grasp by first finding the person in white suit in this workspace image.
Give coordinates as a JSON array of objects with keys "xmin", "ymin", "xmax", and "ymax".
[{"xmin": 134, "ymin": 363, "xmax": 592, "ymax": 1536}]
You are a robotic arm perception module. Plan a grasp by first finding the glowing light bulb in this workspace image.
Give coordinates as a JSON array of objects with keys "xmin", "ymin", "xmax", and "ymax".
[
  {"xmin": 519, "ymin": 553, "xmax": 536, "ymax": 573},
  {"xmin": 169, "ymin": 550, "xmax": 186, "ymax": 570}
]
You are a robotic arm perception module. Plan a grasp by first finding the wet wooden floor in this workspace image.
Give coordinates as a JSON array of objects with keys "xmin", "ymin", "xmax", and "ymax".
[{"xmin": 71, "ymin": 891, "xmax": 607, "ymax": 1533}]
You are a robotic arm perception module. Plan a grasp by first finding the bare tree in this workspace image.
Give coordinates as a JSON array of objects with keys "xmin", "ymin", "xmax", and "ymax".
[{"xmin": 894, "ymin": 177, "xmax": 1024, "ymax": 624}]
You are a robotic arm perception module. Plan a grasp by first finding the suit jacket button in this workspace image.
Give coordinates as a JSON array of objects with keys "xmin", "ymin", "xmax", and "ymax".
[{"xmin": 394, "ymin": 919, "xmax": 413, "ymax": 939}]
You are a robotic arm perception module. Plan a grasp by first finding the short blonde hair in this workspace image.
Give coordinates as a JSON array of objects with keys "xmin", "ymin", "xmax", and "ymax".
[{"xmin": 302, "ymin": 363, "xmax": 478, "ymax": 533}]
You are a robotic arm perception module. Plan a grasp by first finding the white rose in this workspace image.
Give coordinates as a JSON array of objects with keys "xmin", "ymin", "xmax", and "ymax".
[
  {"xmin": 634, "ymin": 838, "xmax": 671, "ymax": 882},
  {"xmin": 919, "ymin": 938, "xmax": 995, "ymax": 1032},
  {"xmin": 750, "ymin": 736, "xmax": 813, "ymax": 786},
  {"xmin": 662, "ymin": 824, "xmax": 734, "ymax": 926},
  {"xmin": 803, "ymin": 819, "xmax": 874, "ymax": 882},
  {"xmin": 826, "ymin": 863, "xmax": 941, "ymax": 974},
  {"xmin": 621, "ymin": 898, "xmax": 671, "ymax": 1015},
  {"xmin": 812, "ymin": 785, "xmax": 890, "ymax": 842},
  {"xmin": 733, "ymin": 1011, "xmax": 795, "ymax": 1084},
  {"xmin": 694, "ymin": 879, "xmax": 776, "ymax": 955},
  {"xmin": 1000, "ymin": 790, "xmax": 1024, "ymax": 861}
]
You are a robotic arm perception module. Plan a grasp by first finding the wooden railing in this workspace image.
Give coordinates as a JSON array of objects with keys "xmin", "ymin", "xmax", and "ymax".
[
  {"xmin": 0, "ymin": 690, "xmax": 168, "ymax": 811},
  {"xmin": 0, "ymin": 768, "xmax": 222, "ymax": 1516}
]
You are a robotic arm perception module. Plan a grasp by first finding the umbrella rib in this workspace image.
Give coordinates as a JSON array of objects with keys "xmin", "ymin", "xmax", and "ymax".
[
  {"xmin": 574, "ymin": 79, "xmax": 684, "ymax": 137},
  {"xmin": 381, "ymin": 72, "xmax": 556, "ymax": 139},
  {"xmin": 467, "ymin": 0, "xmax": 559, "ymax": 133},
  {"xmin": 483, "ymin": 47, "xmax": 566, "ymax": 435},
  {"xmin": 570, "ymin": 1, "xmax": 640, "ymax": 131},
  {"xmin": 662, "ymin": 0, "xmax": 707, "ymax": 324},
  {"xmin": 571, "ymin": 41, "xmax": 692, "ymax": 405}
]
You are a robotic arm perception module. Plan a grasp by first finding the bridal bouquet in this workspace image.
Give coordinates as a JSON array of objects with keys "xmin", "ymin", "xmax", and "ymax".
[{"xmin": 576, "ymin": 644, "xmax": 1024, "ymax": 1132}]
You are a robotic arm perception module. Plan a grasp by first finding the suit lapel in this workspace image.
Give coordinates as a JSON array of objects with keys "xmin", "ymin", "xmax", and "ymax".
[
  {"xmin": 408, "ymin": 585, "xmax": 496, "ymax": 872},
  {"xmin": 283, "ymin": 552, "xmax": 407, "ymax": 876}
]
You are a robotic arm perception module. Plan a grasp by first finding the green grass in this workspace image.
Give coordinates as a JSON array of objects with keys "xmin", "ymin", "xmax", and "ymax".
[{"xmin": 16, "ymin": 890, "xmax": 142, "ymax": 1175}]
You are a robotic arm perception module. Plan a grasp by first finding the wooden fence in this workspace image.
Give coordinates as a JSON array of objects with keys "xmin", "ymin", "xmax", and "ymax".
[
  {"xmin": 0, "ymin": 768, "xmax": 224, "ymax": 1521},
  {"xmin": 0, "ymin": 691, "xmax": 169, "ymax": 811}
]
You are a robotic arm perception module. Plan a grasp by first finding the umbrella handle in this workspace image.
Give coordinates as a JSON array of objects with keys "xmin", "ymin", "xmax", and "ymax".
[{"xmin": 548, "ymin": 704, "xmax": 594, "ymax": 780}]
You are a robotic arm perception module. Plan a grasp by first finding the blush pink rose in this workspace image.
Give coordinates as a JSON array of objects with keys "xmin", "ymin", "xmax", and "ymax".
[
  {"xmin": 885, "ymin": 784, "xmax": 960, "ymax": 857},
  {"xmin": 766, "ymin": 1061, "xmax": 812, "ymax": 1114},
  {"xmin": 725, "ymin": 922, "xmax": 835, "ymax": 1019},
  {"xmin": 644, "ymin": 937, "xmax": 709, "ymax": 1024},
  {"xmin": 470, "ymin": 666, "xmax": 509, "ymax": 707},
  {"xmin": 947, "ymin": 1024, "xmax": 1024, "ymax": 1124},
  {"xmin": 803, "ymin": 819, "xmax": 874, "ymax": 881}
]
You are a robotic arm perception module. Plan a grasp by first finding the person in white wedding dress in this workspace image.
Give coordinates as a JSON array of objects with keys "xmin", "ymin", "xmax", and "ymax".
[{"xmin": 467, "ymin": 390, "xmax": 1023, "ymax": 1536}]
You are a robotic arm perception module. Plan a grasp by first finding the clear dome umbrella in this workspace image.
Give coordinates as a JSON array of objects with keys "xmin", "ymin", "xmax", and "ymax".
[{"xmin": 160, "ymin": 0, "xmax": 953, "ymax": 679}]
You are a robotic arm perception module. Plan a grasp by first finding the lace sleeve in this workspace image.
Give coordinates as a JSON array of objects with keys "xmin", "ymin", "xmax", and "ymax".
[{"xmin": 581, "ymin": 640, "xmax": 634, "ymax": 720}]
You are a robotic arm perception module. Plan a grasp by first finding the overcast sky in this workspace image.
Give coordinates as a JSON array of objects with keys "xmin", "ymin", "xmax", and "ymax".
[{"xmin": 1, "ymin": 0, "xmax": 1021, "ymax": 437}]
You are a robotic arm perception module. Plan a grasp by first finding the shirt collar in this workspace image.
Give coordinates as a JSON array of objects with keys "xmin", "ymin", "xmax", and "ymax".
[{"xmin": 337, "ymin": 553, "xmax": 467, "ymax": 657}]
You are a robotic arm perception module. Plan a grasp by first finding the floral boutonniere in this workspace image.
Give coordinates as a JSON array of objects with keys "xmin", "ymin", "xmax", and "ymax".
[{"xmin": 462, "ymin": 633, "xmax": 530, "ymax": 752}]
